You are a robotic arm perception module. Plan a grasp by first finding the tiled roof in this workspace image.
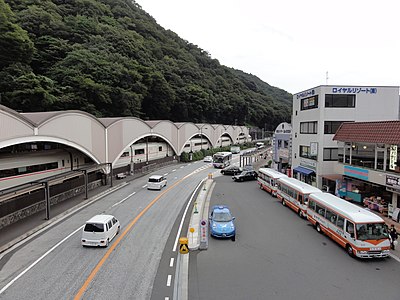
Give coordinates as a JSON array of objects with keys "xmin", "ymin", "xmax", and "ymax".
[{"xmin": 333, "ymin": 121, "xmax": 400, "ymax": 144}]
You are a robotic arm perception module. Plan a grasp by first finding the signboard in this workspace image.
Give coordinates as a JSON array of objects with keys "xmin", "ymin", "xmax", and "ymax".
[
  {"xmin": 389, "ymin": 145, "xmax": 398, "ymax": 170},
  {"xmin": 386, "ymin": 174, "xmax": 400, "ymax": 191},
  {"xmin": 310, "ymin": 142, "xmax": 318, "ymax": 157},
  {"xmin": 300, "ymin": 158, "xmax": 317, "ymax": 171},
  {"xmin": 331, "ymin": 87, "xmax": 377, "ymax": 94},
  {"xmin": 199, "ymin": 219, "xmax": 208, "ymax": 250},
  {"xmin": 344, "ymin": 166, "xmax": 368, "ymax": 181}
]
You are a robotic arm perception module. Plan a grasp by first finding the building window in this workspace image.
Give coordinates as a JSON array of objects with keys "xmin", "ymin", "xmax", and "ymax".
[
  {"xmin": 299, "ymin": 145, "xmax": 316, "ymax": 160},
  {"xmin": 324, "ymin": 121, "xmax": 344, "ymax": 134},
  {"xmin": 325, "ymin": 94, "xmax": 355, "ymax": 108},
  {"xmin": 301, "ymin": 95, "xmax": 319, "ymax": 110},
  {"xmin": 323, "ymin": 148, "xmax": 339, "ymax": 161},
  {"xmin": 135, "ymin": 148, "xmax": 145, "ymax": 155},
  {"xmin": 159, "ymin": 146, "xmax": 162, "ymax": 151},
  {"xmin": 300, "ymin": 121, "xmax": 318, "ymax": 134}
]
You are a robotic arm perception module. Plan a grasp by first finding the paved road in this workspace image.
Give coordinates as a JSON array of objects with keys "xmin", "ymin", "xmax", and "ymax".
[
  {"xmin": 0, "ymin": 161, "xmax": 213, "ymax": 299},
  {"xmin": 189, "ymin": 175, "xmax": 400, "ymax": 300}
]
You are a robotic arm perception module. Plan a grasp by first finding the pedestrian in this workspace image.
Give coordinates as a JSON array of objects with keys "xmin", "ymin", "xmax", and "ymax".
[{"xmin": 389, "ymin": 224, "xmax": 398, "ymax": 250}]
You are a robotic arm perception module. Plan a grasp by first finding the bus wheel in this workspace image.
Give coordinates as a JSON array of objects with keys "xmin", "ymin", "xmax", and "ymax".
[
  {"xmin": 298, "ymin": 209, "xmax": 303, "ymax": 218},
  {"xmin": 282, "ymin": 200, "xmax": 286, "ymax": 206},
  {"xmin": 316, "ymin": 223, "xmax": 322, "ymax": 234},
  {"xmin": 346, "ymin": 244, "xmax": 355, "ymax": 257}
]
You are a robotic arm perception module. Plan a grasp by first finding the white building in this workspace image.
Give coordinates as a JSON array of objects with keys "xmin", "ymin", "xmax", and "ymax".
[
  {"xmin": 271, "ymin": 122, "xmax": 292, "ymax": 173},
  {"xmin": 291, "ymin": 85, "xmax": 400, "ymax": 189}
]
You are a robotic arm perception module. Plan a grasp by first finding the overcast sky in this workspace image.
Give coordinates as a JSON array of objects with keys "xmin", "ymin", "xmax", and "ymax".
[{"xmin": 136, "ymin": 0, "xmax": 400, "ymax": 94}]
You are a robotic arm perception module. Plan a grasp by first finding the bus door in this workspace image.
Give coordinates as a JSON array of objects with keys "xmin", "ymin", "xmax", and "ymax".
[{"xmin": 344, "ymin": 220, "xmax": 356, "ymax": 242}]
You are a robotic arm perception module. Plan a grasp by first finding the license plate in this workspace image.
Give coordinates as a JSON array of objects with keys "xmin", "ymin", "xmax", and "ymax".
[{"xmin": 370, "ymin": 247, "xmax": 381, "ymax": 251}]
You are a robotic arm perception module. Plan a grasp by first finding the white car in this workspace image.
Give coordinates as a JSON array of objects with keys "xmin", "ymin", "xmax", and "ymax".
[
  {"xmin": 81, "ymin": 215, "xmax": 120, "ymax": 247},
  {"xmin": 203, "ymin": 156, "xmax": 213, "ymax": 162}
]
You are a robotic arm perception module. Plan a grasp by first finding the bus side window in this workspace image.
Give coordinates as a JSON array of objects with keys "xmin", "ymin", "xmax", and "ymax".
[
  {"xmin": 308, "ymin": 200, "xmax": 315, "ymax": 211},
  {"xmin": 346, "ymin": 221, "xmax": 355, "ymax": 238},
  {"xmin": 316, "ymin": 204, "xmax": 325, "ymax": 217},
  {"xmin": 336, "ymin": 216, "xmax": 344, "ymax": 229}
]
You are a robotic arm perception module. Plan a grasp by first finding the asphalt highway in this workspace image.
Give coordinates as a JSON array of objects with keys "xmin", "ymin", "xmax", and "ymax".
[{"xmin": 0, "ymin": 160, "xmax": 215, "ymax": 300}]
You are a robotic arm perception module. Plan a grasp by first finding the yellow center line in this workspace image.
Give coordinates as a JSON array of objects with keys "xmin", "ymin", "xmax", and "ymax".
[{"xmin": 74, "ymin": 172, "xmax": 193, "ymax": 300}]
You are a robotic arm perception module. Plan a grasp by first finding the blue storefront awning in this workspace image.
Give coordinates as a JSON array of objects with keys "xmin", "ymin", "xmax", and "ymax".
[{"xmin": 293, "ymin": 166, "xmax": 315, "ymax": 175}]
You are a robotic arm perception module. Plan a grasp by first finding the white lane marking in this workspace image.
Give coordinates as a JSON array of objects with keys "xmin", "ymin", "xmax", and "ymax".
[
  {"xmin": 172, "ymin": 169, "xmax": 176, "ymax": 172},
  {"xmin": 142, "ymin": 185, "xmax": 147, "ymax": 188},
  {"xmin": 0, "ymin": 182, "xmax": 129, "ymax": 262},
  {"xmin": 165, "ymin": 297, "xmax": 170, "ymax": 300},
  {"xmin": 169, "ymin": 257, "xmax": 174, "ymax": 267},
  {"xmin": 174, "ymin": 177, "xmax": 178, "ymax": 180},
  {"xmin": 167, "ymin": 275, "xmax": 172, "ymax": 287},
  {"xmin": 172, "ymin": 179, "xmax": 205, "ymax": 252},
  {"xmin": 0, "ymin": 225, "xmax": 84, "ymax": 295},
  {"xmin": 164, "ymin": 173, "xmax": 168, "ymax": 176},
  {"xmin": 180, "ymin": 166, "xmax": 184, "ymax": 169},
  {"xmin": 390, "ymin": 253, "xmax": 400, "ymax": 263},
  {"xmin": 111, "ymin": 191, "xmax": 136, "ymax": 207}
]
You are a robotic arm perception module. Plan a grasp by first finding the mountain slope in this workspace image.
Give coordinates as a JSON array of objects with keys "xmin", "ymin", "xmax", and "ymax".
[{"xmin": 0, "ymin": 0, "xmax": 292, "ymax": 129}]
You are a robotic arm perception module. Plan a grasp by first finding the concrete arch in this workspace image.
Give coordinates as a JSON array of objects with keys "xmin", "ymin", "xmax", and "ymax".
[
  {"xmin": 106, "ymin": 118, "xmax": 153, "ymax": 164},
  {"xmin": 34, "ymin": 112, "xmax": 107, "ymax": 163},
  {"xmin": 0, "ymin": 136, "xmax": 101, "ymax": 164},
  {"xmin": 111, "ymin": 132, "xmax": 179, "ymax": 167},
  {"xmin": 176, "ymin": 122, "xmax": 203, "ymax": 155},
  {"xmin": 0, "ymin": 106, "xmax": 35, "ymax": 142}
]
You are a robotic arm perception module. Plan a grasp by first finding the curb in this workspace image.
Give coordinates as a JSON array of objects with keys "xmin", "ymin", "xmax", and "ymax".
[
  {"xmin": 187, "ymin": 178, "xmax": 214, "ymax": 250},
  {"xmin": 0, "ymin": 182, "xmax": 128, "ymax": 255}
]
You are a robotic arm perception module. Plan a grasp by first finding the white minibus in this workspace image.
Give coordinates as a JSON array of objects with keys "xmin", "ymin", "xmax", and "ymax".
[
  {"xmin": 81, "ymin": 214, "xmax": 120, "ymax": 247},
  {"xmin": 307, "ymin": 193, "xmax": 391, "ymax": 258},
  {"xmin": 147, "ymin": 174, "xmax": 167, "ymax": 190},
  {"xmin": 277, "ymin": 177, "xmax": 322, "ymax": 218},
  {"xmin": 257, "ymin": 168, "xmax": 287, "ymax": 196}
]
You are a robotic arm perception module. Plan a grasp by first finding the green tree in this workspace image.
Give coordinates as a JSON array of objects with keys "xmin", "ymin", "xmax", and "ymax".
[{"xmin": 0, "ymin": 0, "xmax": 34, "ymax": 69}]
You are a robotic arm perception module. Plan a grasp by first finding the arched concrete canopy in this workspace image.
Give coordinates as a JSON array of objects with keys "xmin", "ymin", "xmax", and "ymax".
[
  {"xmin": 176, "ymin": 122, "xmax": 204, "ymax": 155},
  {"xmin": 0, "ymin": 105, "xmax": 35, "ymax": 141},
  {"xmin": 107, "ymin": 119, "xmax": 179, "ymax": 166},
  {"xmin": 0, "ymin": 105, "xmax": 251, "ymax": 167},
  {"xmin": 26, "ymin": 111, "xmax": 107, "ymax": 163},
  {"xmin": 0, "ymin": 136, "xmax": 101, "ymax": 164},
  {"xmin": 195, "ymin": 123, "xmax": 213, "ymax": 147},
  {"xmin": 104, "ymin": 117, "xmax": 152, "ymax": 164},
  {"xmin": 212, "ymin": 124, "xmax": 234, "ymax": 146}
]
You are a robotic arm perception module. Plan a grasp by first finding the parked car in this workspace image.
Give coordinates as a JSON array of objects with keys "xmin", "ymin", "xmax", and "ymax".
[
  {"xmin": 203, "ymin": 156, "xmax": 213, "ymax": 162},
  {"xmin": 209, "ymin": 205, "xmax": 236, "ymax": 241},
  {"xmin": 221, "ymin": 165, "xmax": 242, "ymax": 175},
  {"xmin": 243, "ymin": 164, "xmax": 254, "ymax": 171},
  {"xmin": 232, "ymin": 170, "xmax": 258, "ymax": 182}
]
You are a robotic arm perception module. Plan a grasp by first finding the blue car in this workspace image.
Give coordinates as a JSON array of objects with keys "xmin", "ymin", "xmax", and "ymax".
[{"xmin": 209, "ymin": 205, "xmax": 236, "ymax": 241}]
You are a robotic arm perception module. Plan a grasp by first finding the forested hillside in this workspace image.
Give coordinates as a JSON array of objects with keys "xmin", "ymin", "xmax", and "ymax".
[{"xmin": 0, "ymin": 0, "xmax": 292, "ymax": 130}]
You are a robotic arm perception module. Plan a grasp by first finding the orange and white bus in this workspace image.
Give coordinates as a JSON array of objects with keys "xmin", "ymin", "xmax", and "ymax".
[
  {"xmin": 257, "ymin": 168, "xmax": 287, "ymax": 196},
  {"xmin": 307, "ymin": 192, "xmax": 391, "ymax": 258},
  {"xmin": 276, "ymin": 177, "xmax": 322, "ymax": 218}
]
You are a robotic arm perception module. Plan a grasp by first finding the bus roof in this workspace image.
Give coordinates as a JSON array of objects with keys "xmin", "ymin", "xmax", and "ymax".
[
  {"xmin": 309, "ymin": 193, "xmax": 385, "ymax": 224},
  {"xmin": 278, "ymin": 177, "xmax": 322, "ymax": 194},
  {"xmin": 258, "ymin": 168, "xmax": 287, "ymax": 179},
  {"xmin": 213, "ymin": 152, "xmax": 232, "ymax": 156}
]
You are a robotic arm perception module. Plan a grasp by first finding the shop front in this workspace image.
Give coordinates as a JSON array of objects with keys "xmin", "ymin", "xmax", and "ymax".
[
  {"xmin": 336, "ymin": 175, "xmax": 392, "ymax": 215},
  {"xmin": 293, "ymin": 166, "xmax": 316, "ymax": 186}
]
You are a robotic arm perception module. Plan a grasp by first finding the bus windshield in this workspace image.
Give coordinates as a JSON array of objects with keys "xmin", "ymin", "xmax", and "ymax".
[
  {"xmin": 213, "ymin": 156, "xmax": 224, "ymax": 163},
  {"xmin": 356, "ymin": 223, "xmax": 389, "ymax": 241}
]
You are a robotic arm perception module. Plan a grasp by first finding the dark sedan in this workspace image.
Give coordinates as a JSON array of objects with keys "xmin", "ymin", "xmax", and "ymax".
[
  {"xmin": 232, "ymin": 170, "xmax": 258, "ymax": 182},
  {"xmin": 221, "ymin": 165, "xmax": 242, "ymax": 175}
]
